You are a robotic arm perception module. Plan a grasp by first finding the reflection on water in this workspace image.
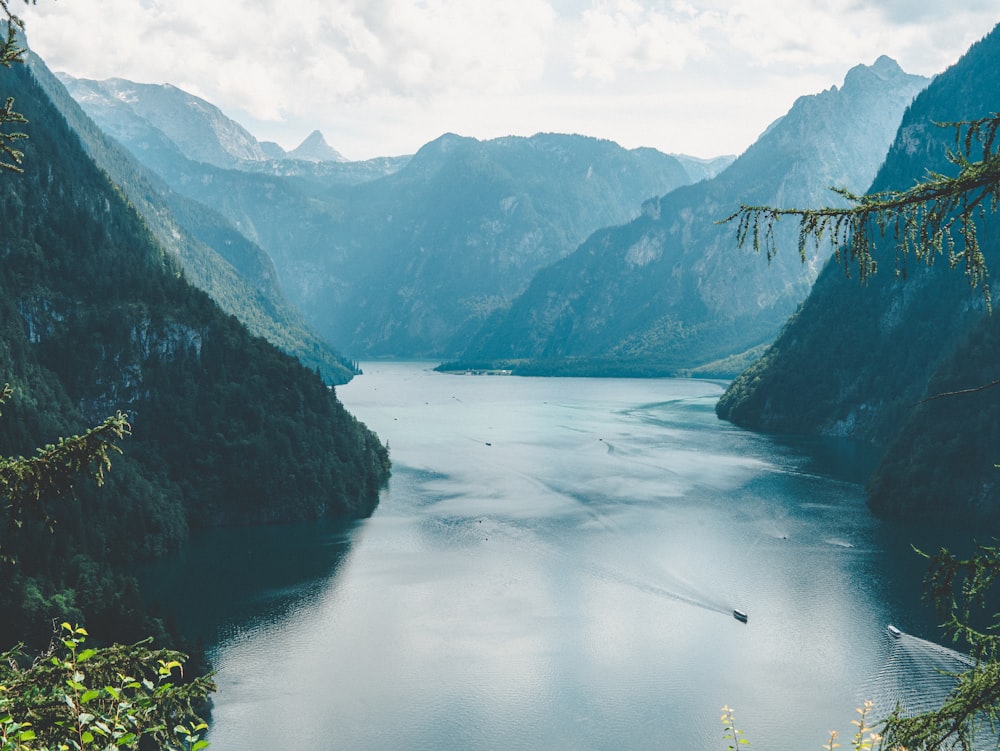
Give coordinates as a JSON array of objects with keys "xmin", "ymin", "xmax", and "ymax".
[
  {"xmin": 144, "ymin": 362, "xmax": 968, "ymax": 751},
  {"xmin": 140, "ymin": 519, "xmax": 358, "ymax": 649}
]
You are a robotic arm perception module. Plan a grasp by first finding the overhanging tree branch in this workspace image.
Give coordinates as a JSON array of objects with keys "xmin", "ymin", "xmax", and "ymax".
[{"xmin": 721, "ymin": 113, "xmax": 1000, "ymax": 310}]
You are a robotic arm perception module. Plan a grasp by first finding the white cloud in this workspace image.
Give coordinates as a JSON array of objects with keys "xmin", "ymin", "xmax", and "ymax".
[
  {"xmin": 21, "ymin": 0, "xmax": 557, "ymax": 116},
  {"xmin": 572, "ymin": 1, "xmax": 716, "ymax": 82},
  {"xmin": 15, "ymin": 1, "xmax": 1000, "ymax": 160}
]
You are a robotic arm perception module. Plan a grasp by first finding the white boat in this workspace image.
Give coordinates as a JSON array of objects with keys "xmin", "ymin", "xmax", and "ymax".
[
  {"xmin": 733, "ymin": 609, "xmax": 748, "ymax": 623},
  {"xmin": 887, "ymin": 624, "xmax": 902, "ymax": 639}
]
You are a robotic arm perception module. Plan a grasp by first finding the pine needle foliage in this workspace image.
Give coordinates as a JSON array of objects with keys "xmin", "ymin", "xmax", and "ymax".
[
  {"xmin": 0, "ymin": 0, "xmax": 31, "ymax": 172},
  {"xmin": 722, "ymin": 113, "xmax": 1000, "ymax": 310}
]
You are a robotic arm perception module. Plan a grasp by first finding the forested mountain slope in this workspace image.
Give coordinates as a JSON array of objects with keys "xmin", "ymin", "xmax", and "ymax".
[
  {"xmin": 0, "ymin": 60, "xmax": 389, "ymax": 647},
  {"xmin": 27, "ymin": 57, "xmax": 361, "ymax": 384},
  {"xmin": 717, "ymin": 25, "xmax": 1000, "ymax": 524},
  {"xmin": 460, "ymin": 57, "xmax": 928, "ymax": 375}
]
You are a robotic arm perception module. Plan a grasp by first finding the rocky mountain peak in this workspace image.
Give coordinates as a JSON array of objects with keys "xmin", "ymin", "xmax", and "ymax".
[{"xmin": 285, "ymin": 130, "xmax": 346, "ymax": 163}]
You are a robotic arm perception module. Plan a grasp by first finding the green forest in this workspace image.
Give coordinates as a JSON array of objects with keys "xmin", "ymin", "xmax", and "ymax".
[{"xmin": 0, "ymin": 60, "xmax": 390, "ymax": 651}]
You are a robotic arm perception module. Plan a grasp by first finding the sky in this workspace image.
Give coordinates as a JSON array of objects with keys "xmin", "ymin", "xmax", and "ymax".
[{"xmin": 17, "ymin": 1, "xmax": 1000, "ymax": 162}]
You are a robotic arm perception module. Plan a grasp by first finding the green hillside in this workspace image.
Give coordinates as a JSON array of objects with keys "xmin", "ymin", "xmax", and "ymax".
[{"xmin": 0, "ymin": 61, "xmax": 389, "ymax": 647}]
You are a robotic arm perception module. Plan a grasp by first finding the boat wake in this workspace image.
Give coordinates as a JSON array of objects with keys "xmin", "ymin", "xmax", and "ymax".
[{"xmin": 860, "ymin": 628, "xmax": 973, "ymax": 720}]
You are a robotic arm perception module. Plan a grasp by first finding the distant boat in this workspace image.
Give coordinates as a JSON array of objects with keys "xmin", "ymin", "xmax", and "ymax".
[
  {"xmin": 733, "ymin": 609, "xmax": 748, "ymax": 623},
  {"xmin": 887, "ymin": 624, "xmax": 902, "ymax": 639}
]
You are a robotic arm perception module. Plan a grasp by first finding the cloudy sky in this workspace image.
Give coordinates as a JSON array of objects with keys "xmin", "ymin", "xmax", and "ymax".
[{"xmin": 18, "ymin": 1, "xmax": 1000, "ymax": 161}]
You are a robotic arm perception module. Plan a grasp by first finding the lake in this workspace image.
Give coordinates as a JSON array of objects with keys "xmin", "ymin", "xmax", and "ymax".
[{"xmin": 144, "ymin": 361, "xmax": 971, "ymax": 750}]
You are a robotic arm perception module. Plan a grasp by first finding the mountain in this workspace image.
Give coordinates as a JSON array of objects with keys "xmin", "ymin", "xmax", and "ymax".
[
  {"xmin": 59, "ymin": 73, "xmax": 394, "ymax": 182},
  {"xmin": 286, "ymin": 129, "xmax": 346, "ymax": 162},
  {"xmin": 298, "ymin": 132, "xmax": 705, "ymax": 357},
  {"xmin": 260, "ymin": 140, "xmax": 287, "ymax": 159},
  {"xmin": 38, "ymin": 66, "xmax": 359, "ymax": 384},
  {"xmin": 57, "ymin": 85, "xmax": 708, "ymax": 357},
  {"xmin": 670, "ymin": 153, "xmax": 735, "ymax": 182},
  {"xmin": 459, "ymin": 56, "xmax": 929, "ymax": 375},
  {"xmin": 59, "ymin": 76, "xmax": 269, "ymax": 168},
  {"xmin": 716, "ymin": 26, "xmax": 1000, "ymax": 524},
  {"xmin": 0, "ymin": 53, "xmax": 390, "ymax": 645}
]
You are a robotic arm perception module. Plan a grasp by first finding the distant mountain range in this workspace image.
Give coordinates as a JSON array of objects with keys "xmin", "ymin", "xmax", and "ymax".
[
  {"xmin": 456, "ymin": 55, "xmax": 929, "ymax": 376},
  {"xmin": 60, "ymin": 75, "xmax": 721, "ymax": 357},
  {"xmin": 57, "ymin": 76, "xmax": 348, "ymax": 168},
  {"xmin": 717, "ymin": 24, "xmax": 1000, "ymax": 524},
  {"xmin": 42, "ymin": 66, "xmax": 360, "ymax": 384}
]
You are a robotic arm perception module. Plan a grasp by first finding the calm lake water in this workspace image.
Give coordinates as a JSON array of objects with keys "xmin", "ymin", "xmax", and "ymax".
[{"xmin": 144, "ymin": 361, "xmax": 973, "ymax": 750}]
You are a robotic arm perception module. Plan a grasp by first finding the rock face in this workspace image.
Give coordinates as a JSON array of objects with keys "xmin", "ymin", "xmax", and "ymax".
[
  {"xmin": 286, "ymin": 130, "xmax": 346, "ymax": 162},
  {"xmin": 58, "ymin": 75, "xmax": 270, "ymax": 167},
  {"xmin": 716, "ymin": 24, "xmax": 1000, "ymax": 524},
  {"xmin": 462, "ymin": 57, "xmax": 929, "ymax": 375}
]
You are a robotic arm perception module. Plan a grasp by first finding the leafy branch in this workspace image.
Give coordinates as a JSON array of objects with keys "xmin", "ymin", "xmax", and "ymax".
[
  {"xmin": 722, "ymin": 113, "xmax": 1000, "ymax": 310},
  {"xmin": 0, "ymin": 623, "xmax": 214, "ymax": 750}
]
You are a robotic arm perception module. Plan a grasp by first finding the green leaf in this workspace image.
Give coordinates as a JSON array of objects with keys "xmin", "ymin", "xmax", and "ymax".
[
  {"xmin": 80, "ymin": 690, "xmax": 101, "ymax": 704},
  {"xmin": 76, "ymin": 649, "xmax": 98, "ymax": 663}
]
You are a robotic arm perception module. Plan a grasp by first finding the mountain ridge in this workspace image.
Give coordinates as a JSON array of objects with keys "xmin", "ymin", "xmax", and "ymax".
[
  {"xmin": 41, "ymin": 62, "xmax": 359, "ymax": 384},
  {"xmin": 458, "ymin": 56, "xmax": 929, "ymax": 375}
]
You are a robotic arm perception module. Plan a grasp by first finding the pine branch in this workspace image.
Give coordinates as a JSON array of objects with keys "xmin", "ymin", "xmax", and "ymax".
[{"xmin": 721, "ymin": 113, "xmax": 1000, "ymax": 310}]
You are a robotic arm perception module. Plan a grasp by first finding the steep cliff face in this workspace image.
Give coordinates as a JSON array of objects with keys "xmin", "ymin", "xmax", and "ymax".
[
  {"xmin": 717, "ymin": 25, "xmax": 1000, "ymax": 523},
  {"xmin": 463, "ymin": 57, "xmax": 929, "ymax": 374}
]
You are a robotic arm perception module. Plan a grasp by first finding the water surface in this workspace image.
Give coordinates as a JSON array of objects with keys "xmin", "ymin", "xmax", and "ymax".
[{"xmin": 150, "ymin": 362, "xmax": 966, "ymax": 750}]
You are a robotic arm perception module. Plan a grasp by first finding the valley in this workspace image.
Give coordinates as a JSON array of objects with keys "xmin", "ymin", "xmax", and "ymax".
[{"xmin": 1, "ymin": 9, "xmax": 999, "ymax": 750}]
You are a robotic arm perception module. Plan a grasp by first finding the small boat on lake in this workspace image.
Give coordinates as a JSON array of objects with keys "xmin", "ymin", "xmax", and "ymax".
[
  {"xmin": 733, "ymin": 609, "xmax": 748, "ymax": 623},
  {"xmin": 887, "ymin": 624, "xmax": 902, "ymax": 639}
]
